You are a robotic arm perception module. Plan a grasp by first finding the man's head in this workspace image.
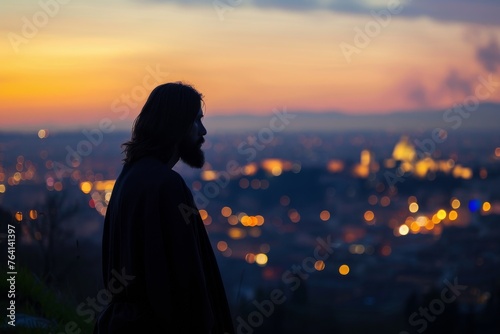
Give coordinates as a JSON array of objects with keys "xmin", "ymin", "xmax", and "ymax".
[{"xmin": 122, "ymin": 82, "xmax": 207, "ymax": 167}]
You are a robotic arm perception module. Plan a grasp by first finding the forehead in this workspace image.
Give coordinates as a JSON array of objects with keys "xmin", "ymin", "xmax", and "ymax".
[{"xmin": 197, "ymin": 108, "xmax": 204, "ymax": 117}]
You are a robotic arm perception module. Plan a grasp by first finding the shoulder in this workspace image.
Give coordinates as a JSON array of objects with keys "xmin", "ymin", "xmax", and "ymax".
[{"xmin": 125, "ymin": 157, "xmax": 186, "ymax": 191}]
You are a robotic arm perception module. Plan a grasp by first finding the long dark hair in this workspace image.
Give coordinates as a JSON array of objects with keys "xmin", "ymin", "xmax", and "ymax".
[{"xmin": 122, "ymin": 82, "xmax": 203, "ymax": 164}]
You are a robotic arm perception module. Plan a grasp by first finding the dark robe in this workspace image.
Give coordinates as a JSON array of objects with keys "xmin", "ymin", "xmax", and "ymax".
[{"xmin": 94, "ymin": 156, "xmax": 234, "ymax": 333}]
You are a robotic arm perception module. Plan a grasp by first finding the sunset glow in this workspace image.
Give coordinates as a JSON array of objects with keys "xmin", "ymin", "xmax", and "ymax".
[{"xmin": 1, "ymin": 0, "xmax": 499, "ymax": 131}]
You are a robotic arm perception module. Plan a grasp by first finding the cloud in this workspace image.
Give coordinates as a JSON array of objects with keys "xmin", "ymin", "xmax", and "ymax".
[
  {"xmin": 476, "ymin": 37, "xmax": 500, "ymax": 73},
  {"xmin": 400, "ymin": 0, "xmax": 500, "ymax": 26},
  {"xmin": 402, "ymin": 69, "xmax": 479, "ymax": 108},
  {"xmin": 406, "ymin": 81, "xmax": 429, "ymax": 108},
  {"xmin": 250, "ymin": 0, "xmax": 367, "ymax": 13},
  {"xmin": 141, "ymin": 0, "xmax": 500, "ymax": 25},
  {"xmin": 442, "ymin": 69, "xmax": 473, "ymax": 97}
]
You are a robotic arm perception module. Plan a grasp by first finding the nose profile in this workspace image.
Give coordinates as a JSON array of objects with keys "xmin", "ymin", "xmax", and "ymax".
[{"xmin": 200, "ymin": 123, "xmax": 207, "ymax": 136}]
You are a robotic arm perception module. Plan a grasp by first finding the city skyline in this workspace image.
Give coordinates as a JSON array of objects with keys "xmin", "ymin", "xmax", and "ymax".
[{"xmin": 1, "ymin": 129, "xmax": 499, "ymax": 332}]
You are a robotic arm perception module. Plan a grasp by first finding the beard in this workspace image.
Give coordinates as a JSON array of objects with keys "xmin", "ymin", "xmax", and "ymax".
[{"xmin": 179, "ymin": 135, "xmax": 205, "ymax": 168}]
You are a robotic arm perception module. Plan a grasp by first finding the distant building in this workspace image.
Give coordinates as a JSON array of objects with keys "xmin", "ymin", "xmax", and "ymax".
[{"xmin": 352, "ymin": 149, "xmax": 379, "ymax": 178}]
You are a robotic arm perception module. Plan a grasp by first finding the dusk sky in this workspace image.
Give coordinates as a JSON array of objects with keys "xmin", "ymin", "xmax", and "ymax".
[{"xmin": 1, "ymin": 0, "xmax": 500, "ymax": 131}]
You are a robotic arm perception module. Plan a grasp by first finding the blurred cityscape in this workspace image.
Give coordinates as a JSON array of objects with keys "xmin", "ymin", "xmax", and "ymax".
[{"xmin": 1, "ymin": 125, "xmax": 500, "ymax": 333}]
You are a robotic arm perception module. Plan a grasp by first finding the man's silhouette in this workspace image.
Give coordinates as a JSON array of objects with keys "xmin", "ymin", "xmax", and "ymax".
[{"xmin": 94, "ymin": 83, "xmax": 234, "ymax": 333}]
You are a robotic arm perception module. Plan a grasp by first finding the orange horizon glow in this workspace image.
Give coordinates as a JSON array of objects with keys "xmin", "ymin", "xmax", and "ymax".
[{"xmin": 1, "ymin": 2, "xmax": 500, "ymax": 130}]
